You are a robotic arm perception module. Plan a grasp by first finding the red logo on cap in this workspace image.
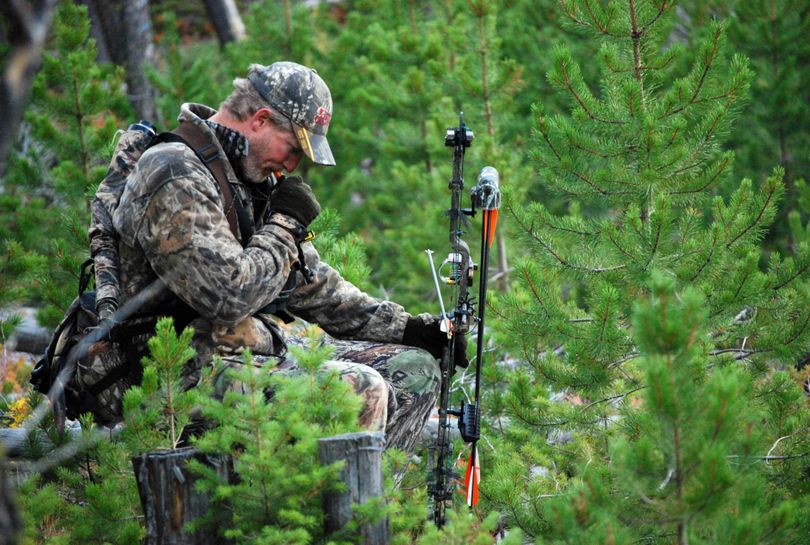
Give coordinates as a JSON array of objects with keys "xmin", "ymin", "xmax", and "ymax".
[{"xmin": 314, "ymin": 107, "xmax": 331, "ymax": 126}]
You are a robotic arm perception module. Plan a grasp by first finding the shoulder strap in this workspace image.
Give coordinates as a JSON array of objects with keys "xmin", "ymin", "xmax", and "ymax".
[{"xmin": 151, "ymin": 124, "xmax": 253, "ymax": 245}]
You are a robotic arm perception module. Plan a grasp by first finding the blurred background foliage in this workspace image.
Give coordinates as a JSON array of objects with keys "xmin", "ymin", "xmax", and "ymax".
[{"xmin": 3, "ymin": 0, "xmax": 807, "ymax": 322}]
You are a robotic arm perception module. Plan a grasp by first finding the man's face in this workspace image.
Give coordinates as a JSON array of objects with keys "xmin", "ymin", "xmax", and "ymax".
[{"xmin": 242, "ymin": 109, "xmax": 304, "ymax": 183}]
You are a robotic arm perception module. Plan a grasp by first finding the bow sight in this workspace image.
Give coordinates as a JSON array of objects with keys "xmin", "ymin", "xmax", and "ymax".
[
  {"xmin": 428, "ymin": 113, "xmax": 499, "ymax": 527},
  {"xmin": 445, "ymin": 117, "xmax": 474, "ymax": 149}
]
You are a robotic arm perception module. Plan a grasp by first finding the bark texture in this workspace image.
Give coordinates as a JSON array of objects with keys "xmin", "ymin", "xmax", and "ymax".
[
  {"xmin": 0, "ymin": 0, "xmax": 58, "ymax": 178},
  {"xmin": 133, "ymin": 448, "xmax": 234, "ymax": 545},
  {"xmin": 318, "ymin": 431, "xmax": 389, "ymax": 545},
  {"xmin": 201, "ymin": 0, "xmax": 246, "ymax": 47},
  {"xmin": 87, "ymin": 0, "xmax": 157, "ymax": 121}
]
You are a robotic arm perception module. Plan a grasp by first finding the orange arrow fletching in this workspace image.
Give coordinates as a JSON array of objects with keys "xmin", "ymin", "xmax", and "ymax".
[
  {"xmin": 484, "ymin": 210, "xmax": 498, "ymax": 248},
  {"xmin": 464, "ymin": 445, "xmax": 480, "ymax": 507}
]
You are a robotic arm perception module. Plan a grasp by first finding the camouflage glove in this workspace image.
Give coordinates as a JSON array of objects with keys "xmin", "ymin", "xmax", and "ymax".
[
  {"xmin": 402, "ymin": 315, "xmax": 469, "ymax": 368},
  {"xmin": 269, "ymin": 176, "xmax": 321, "ymax": 228}
]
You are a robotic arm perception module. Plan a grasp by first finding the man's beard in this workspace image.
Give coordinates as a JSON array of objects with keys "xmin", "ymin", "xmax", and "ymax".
[{"xmin": 241, "ymin": 151, "xmax": 273, "ymax": 184}]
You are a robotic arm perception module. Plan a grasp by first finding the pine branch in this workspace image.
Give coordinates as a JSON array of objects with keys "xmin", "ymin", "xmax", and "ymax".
[
  {"xmin": 510, "ymin": 202, "xmax": 626, "ymax": 273},
  {"xmin": 570, "ymin": 138, "xmax": 638, "ymax": 159},
  {"xmin": 772, "ymin": 260, "xmax": 810, "ymax": 291},
  {"xmin": 688, "ymin": 228, "xmax": 719, "ymax": 281},
  {"xmin": 559, "ymin": 0, "xmax": 623, "ymax": 38},
  {"xmin": 569, "ymin": 169, "xmax": 637, "ymax": 195},
  {"xmin": 608, "ymin": 351, "xmax": 642, "ymax": 368},
  {"xmin": 642, "ymin": 219, "xmax": 663, "ymax": 271},
  {"xmin": 536, "ymin": 120, "xmax": 562, "ymax": 160},
  {"xmin": 707, "ymin": 348, "xmax": 767, "ymax": 360},
  {"xmin": 725, "ymin": 180, "xmax": 778, "ymax": 250},
  {"xmin": 628, "ymin": 0, "xmax": 645, "ymax": 91},
  {"xmin": 606, "ymin": 226, "xmax": 639, "ymax": 261},
  {"xmin": 666, "ymin": 153, "xmax": 731, "ymax": 196},
  {"xmin": 638, "ymin": 0, "xmax": 675, "ymax": 34},
  {"xmin": 558, "ymin": 61, "xmax": 625, "ymax": 125},
  {"xmin": 522, "ymin": 267, "xmax": 551, "ymax": 318},
  {"xmin": 659, "ymin": 25, "xmax": 722, "ymax": 120},
  {"xmin": 782, "ymin": 307, "xmax": 810, "ymax": 347},
  {"xmin": 580, "ymin": 385, "xmax": 646, "ymax": 412}
]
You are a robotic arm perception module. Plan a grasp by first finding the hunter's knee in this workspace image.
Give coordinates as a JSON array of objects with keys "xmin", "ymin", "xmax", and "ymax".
[
  {"xmin": 322, "ymin": 361, "xmax": 389, "ymax": 431},
  {"xmin": 388, "ymin": 348, "xmax": 441, "ymax": 399}
]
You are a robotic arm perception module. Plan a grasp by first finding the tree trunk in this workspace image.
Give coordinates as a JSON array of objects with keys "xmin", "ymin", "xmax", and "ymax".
[
  {"xmin": 318, "ymin": 431, "xmax": 389, "ymax": 545},
  {"xmin": 201, "ymin": 0, "xmax": 246, "ymax": 47},
  {"xmin": 122, "ymin": 0, "xmax": 157, "ymax": 121},
  {"xmin": 0, "ymin": 456, "xmax": 22, "ymax": 545},
  {"xmin": 77, "ymin": 0, "xmax": 111, "ymax": 62},
  {"xmin": 0, "ymin": 0, "xmax": 58, "ymax": 178},
  {"xmin": 132, "ymin": 448, "xmax": 234, "ymax": 545},
  {"xmin": 87, "ymin": 1, "xmax": 125, "ymax": 67},
  {"xmin": 87, "ymin": 0, "xmax": 157, "ymax": 122}
]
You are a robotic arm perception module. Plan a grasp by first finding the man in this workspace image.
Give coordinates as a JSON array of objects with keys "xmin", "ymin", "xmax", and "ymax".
[{"xmin": 110, "ymin": 62, "xmax": 464, "ymax": 451}]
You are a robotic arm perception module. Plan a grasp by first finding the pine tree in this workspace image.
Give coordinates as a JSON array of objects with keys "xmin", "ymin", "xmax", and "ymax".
[
  {"xmin": 725, "ymin": 0, "xmax": 810, "ymax": 250},
  {"xmin": 122, "ymin": 317, "xmax": 202, "ymax": 451},
  {"xmin": 484, "ymin": 1, "xmax": 810, "ymax": 542},
  {"xmin": 310, "ymin": 208, "xmax": 373, "ymax": 289},
  {"xmin": 726, "ymin": 0, "xmax": 810, "ymax": 186},
  {"xmin": 1, "ymin": 0, "xmax": 131, "ymax": 327},
  {"xmin": 16, "ymin": 317, "xmax": 205, "ymax": 544},
  {"xmin": 453, "ymin": 0, "xmax": 524, "ymax": 288},
  {"xmin": 309, "ymin": 0, "xmax": 529, "ymax": 310},
  {"xmin": 223, "ymin": 0, "xmax": 319, "ymax": 77}
]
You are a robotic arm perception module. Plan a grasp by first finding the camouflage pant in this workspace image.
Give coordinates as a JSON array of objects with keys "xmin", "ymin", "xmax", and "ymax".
[{"xmin": 246, "ymin": 336, "xmax": 441, "ymax": 452}]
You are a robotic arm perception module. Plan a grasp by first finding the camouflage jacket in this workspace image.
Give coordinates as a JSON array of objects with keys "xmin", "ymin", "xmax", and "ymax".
[{"xmin": 112, "ymin": 103, "xmax": 411, "ymax": 356}]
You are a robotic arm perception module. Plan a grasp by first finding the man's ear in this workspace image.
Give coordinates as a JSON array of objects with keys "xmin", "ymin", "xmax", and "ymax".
[{"xmin": 250, "ymin": 108, "xmax": 272, "ymax": 132}]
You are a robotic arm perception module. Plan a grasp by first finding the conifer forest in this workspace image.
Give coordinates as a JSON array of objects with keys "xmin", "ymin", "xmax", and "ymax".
[{"xmin": 1, "ymin": 1, "xmax": 810, "ymax": 543}]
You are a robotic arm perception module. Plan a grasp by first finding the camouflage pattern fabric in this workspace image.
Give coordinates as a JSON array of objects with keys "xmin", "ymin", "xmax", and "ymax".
[
  {"xmin": 73, "ymin": 330, "xmax": 151, "ymax": 423},
  {"xmin": 220, "ymin": 335, "xmax": 441, "ymax": 452},
  {"xmin": 90, "ymin": 128, "xmax": 156, "ymax": 313},
  {"xmin": 113, "ymin": 104, "xmax": 410, "ymax": 347}
]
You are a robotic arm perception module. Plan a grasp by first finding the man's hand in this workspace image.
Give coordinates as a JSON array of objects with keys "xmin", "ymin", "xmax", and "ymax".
[
  {"xmin": 402, "ymin": 314, "xmax": 469, "ymax": 368},
  {"xmin": 269, "ymin": 176, "xmax": 321, "ymax": 228}
]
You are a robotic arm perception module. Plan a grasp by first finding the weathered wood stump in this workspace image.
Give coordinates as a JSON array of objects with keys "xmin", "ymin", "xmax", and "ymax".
[
  {"xmin": 132, "ymin": 447, "xmax": 232, "ymax": 545},
  {"xmin": 318, "ymin": 431, "xmax": 389, "ymax": 545}
]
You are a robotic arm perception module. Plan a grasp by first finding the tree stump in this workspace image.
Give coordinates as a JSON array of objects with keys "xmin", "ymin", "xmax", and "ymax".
[
  {"xmin": 318, "ymin": 431, "xmax": 389, "ymax": 545},
  {"xmin": 132, "ymin": 448, "xmax": 232, "ymax": 545}
]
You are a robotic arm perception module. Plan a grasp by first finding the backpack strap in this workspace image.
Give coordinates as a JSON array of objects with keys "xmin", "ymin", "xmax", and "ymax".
[{"xmin": 151, "ymin": 124, "xmax": 252, "ymax": 246}]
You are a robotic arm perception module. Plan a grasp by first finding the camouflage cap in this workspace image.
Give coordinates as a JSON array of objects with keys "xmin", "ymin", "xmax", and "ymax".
[{"xmin": 248, "ymin": 62, "xmax": 336, "ymax": 166}]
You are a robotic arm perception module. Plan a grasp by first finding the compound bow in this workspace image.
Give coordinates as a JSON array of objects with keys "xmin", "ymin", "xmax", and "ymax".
[{"xmin": 427, "ymin": 112, "xmax": 500, "ymax": 527}]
